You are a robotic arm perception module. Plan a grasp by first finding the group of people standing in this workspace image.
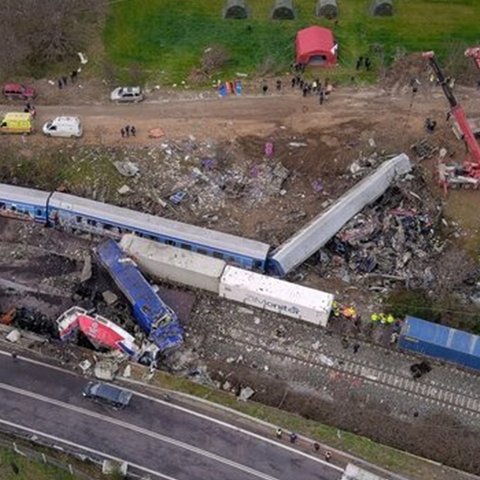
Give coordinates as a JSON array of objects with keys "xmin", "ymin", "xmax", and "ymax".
[
  {"xmin": 356, "ymin": 56, "xmax": 372, "ymax": 71},
  {"xmin": 57, "ymin": 70, "xmax": 79, "ymax": 89},
  {"xmin": 120, "ymin": 125, "xmax": 136, "ymax": 138},
  {"xmin": 260, "ymin": 61, "xmax": 334, "ymax": 104},
  {"xmin": 290, "ymin": 73, "xmax": 333, "ymax": 104}
]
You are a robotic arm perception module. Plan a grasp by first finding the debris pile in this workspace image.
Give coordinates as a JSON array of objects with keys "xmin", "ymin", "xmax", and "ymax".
[
  {"xmin": 315, "ymin": 180, "xmax": 445, "ymax": 290},
  {"xmin": 411, "ymin": 138, "xmax": 439, "ymax": 160},
  {"xmin": 12, "ymin": 308, "xmax": 58, "ymax": 338}
]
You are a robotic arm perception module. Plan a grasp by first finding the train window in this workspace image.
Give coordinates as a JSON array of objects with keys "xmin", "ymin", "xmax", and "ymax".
[
  {"xmin": 11, "ymin": 206, "xmax": 16, "ymax": 212},
  {"xmin": 253, "ymin": 260, "xmax": 263, "ymax": 270},
  {"xmin": 180, "ymin": 243, "xmax": 191, "ymax": 251},
  {"xmin": 136, "ymin": 232, "xmax": 144, "ymax": 238},
  {"xmin": 226, "ymin": 256, "xmax": 236, "ymax": 264},
  {"xmin": 165, "ymin": 240, "xmax": 175, "ymax": 246},
  {"xmin": 0, "ymin": 203, "xmax": 5, "ymax": 210},
  {"xmin": 213, "ymin": 252, "xmax": 223, "ymax": 259},
  {"xmin": 103, "ymin": 223, "xmax": 112, "ymax": 231},
  {"xmin": 36, "ymin": 209, "xmax": 42, "ymax": 216},
  {"xmin": 76, "ymin": 216, "xmax": 82, "ymax": 223},
  {"xmin": 197, "ymin": 248, "xmax": 208, "ymax": 255}
]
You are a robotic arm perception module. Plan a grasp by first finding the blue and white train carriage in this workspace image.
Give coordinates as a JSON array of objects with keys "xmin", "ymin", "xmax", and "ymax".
[
  {"xmin": 0, "ymin": 183, "xmax": 271, "ymax": 271},
  {"xmin": 48, "ymin": 192, "xmax": 271, "ymax": 270},
  {"xmin": 0, "ymin": 183, "xmax": 51, "ymax": 223}
]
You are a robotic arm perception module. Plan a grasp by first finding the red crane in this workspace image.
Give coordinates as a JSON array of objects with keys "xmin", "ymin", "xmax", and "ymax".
[{"xmin": 422, "ymin": 51, "xmax": 480, "ymax": 186}]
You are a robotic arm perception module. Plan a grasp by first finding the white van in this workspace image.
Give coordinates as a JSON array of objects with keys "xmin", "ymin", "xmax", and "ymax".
[{"xmin": 42, "ymin": 116, "xmax": 83, "ymax": 138}]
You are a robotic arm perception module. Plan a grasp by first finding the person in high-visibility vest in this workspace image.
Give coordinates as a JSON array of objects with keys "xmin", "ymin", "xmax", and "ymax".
[
  {"xmin": 386, "ymin": 314, "xmax": 395, "ymax": 325},
  {"xmin": 342, "ymin": 306, "xmax": 356, "ymax": 319},
  {"xmin": 379, "ymin": 313, "xmax": 387, "ymax": 325},
  {"xmin": 371, "ymin": 313, "xmax": 380, "ymax": 323},
  {"xmin": 332, "ymin": 301, "xmax": 340, "ymax": 317}
]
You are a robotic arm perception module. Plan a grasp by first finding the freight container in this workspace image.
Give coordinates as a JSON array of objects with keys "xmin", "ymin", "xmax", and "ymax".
[
  {"xmin": 399, "ymin": 316, "xmax": 480, "ymax": 371},
  {"xmin": 120, "ymin": 234, "xmax": 226, "ymax": 293},
  {"xmin": 219, "ymin": 266, "xmax": 333, "ymax": 326}
]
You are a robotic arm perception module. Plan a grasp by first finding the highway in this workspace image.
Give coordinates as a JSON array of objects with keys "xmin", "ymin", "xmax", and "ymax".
[{"xmin": 0, "ymin": 352, "xmax": 343, "ymax": 480}]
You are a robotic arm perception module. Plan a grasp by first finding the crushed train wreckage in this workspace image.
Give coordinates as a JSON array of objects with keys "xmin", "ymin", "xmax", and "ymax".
[{"xmin": 56, "ymin": 306, "xmax": 140, "ymax": 358}]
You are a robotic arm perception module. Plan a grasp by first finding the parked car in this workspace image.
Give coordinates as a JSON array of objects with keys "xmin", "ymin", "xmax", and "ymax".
[
  {"xmin": 83, "ymin": 381, "xmax": 133, "ymax": 409},
  {"xmin": 110, "ymin": 86, "xmax": 144, "ymax": 103},
  {"xmin": 3, "ymin": 83, "xmax": 36, "ymax": 100},
  {"xmin": 43, "ymin": 116, "xmax": 83, "ymax": 138}
]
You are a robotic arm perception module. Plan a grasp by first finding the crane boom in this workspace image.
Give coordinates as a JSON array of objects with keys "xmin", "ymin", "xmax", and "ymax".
[{"xmin": 422, "ymin": 51, "xmax": 480, "ymax": 169}]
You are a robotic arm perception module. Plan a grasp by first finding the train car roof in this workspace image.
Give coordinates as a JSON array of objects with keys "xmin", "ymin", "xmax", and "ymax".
[
  {"xmin": 50, "ymin": 192, "xmax": 270, "ymax": 260},
  {"xmin": 0, "ymin": 183, "xmax": 50, "ymax": 205}
]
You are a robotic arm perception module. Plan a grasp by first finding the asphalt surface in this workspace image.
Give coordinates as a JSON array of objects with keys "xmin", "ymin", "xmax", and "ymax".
[{"xmin": 0, "ymin": 352, "xmax": 343, "ymax": 480}]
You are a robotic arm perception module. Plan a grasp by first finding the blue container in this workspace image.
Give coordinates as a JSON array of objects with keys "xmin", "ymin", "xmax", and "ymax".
[{"xmin": 399, "ymin": 316, "xmax": 480, "ymax": 371}]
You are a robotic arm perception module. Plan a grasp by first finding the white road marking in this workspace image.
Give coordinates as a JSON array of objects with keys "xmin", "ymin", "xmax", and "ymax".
[
  {"xmin": 0, "ymin": 417, "xmax": 177, "ymax": 480},
  {"xmin": 129, "ymin": 384, "xmax": 343, "ymax": 471},
  {"xmin": 0, "ymin": 381, "xmax": 282, "ymax": 480},
  {"xmin": 0, "ymin": 349, "xmax": 342, "ymax": 472}
]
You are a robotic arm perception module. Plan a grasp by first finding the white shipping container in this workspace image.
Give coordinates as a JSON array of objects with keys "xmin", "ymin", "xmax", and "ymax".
[
  {"xmin": 120, "ymin": 234, "xmax": 226, "ymax": 293},
  {"xmin": 219, "ymin": 266, "xmax": 334, "ymax": 327}
]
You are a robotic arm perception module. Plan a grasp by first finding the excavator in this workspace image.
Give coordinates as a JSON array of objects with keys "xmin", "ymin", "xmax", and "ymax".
[{"xmin": 422, "ymin": 50, "xmax": 480, "ymax": 190}]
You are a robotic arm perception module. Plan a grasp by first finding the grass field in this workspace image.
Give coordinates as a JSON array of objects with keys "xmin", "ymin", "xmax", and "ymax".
[
  {"xmin": 104, "ymin": 0, "xmax": 480, "ymax": 83},
  {"xmin": 0, "ymin": 447, "xmax": 75, "ymax": 480}
]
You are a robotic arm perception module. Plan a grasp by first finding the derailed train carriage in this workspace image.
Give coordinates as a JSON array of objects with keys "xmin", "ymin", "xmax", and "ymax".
[
  {"xmin": 0, "ymin": 183, "xmax": 271, "ymax": 271},
  {"xmin": 0, "ymin": 153, "xmax": 411, "ymax": 277}
]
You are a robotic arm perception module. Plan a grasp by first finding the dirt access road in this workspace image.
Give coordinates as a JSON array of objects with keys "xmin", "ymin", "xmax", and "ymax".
[{"xmin": 0, "ymin": 84, "xmax": 463, "ymax": 145}]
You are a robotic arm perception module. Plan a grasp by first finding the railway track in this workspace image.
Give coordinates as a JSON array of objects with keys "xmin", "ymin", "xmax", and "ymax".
[{"xmin": 209, "ymin": 323, "xmax": 480, "ymax": 419}]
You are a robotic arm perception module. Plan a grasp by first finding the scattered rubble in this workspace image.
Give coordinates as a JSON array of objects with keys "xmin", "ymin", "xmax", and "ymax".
[
  {"xmin": 238, "ymin": 386, "xmax": 255, "ymax": 402},
  {"xmin": 6, "ymin": 329, "xmax": 21, "ymax": 343},
  {"xmin": 78, "ymin": 359, "xmax": 92, "ymax": 373},
  {"xmin": 411, "ymin": 138, "xmax": 439, "ymax": 160},
  {"xmin": 94, "ymin": 359, "xmax": 119, "ymax": 381},
  {"xmin": 117, "ymin": 184, "xmax": 132, "ymax": 195},
  {"xmin": 102, "ymin": 290, "xmax": 118, "ymax": 306},
  {"xmin": 79, "ymin": 255, "xmax": 92, "ymax": 283},
  {"xmin": 313, "ymin": 176, "xmax": 446, "ymax": 291},
  {"xmin": 122, "ymin": 364, "xmax": 131, "ymax": 378},
  {"xmin": 113, "ymin": 161, "xmax": 139, "ymax": 177}
]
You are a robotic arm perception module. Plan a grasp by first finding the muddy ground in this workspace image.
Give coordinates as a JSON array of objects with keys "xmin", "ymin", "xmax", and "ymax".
[{"xmin": 2, "ymin": 68, "xmax": 480, "ymax": 475}]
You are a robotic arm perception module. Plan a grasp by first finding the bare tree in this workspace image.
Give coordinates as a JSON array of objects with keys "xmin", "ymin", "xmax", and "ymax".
[{"xmin": 0, "ymin": 0, "xmax": 106, "ymax": 78}]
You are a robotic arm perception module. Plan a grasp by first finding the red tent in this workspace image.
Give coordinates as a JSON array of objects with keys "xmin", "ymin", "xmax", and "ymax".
[{"xmin": 295, "ymin": 26, "xmax": 337, "ymax": 67}]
